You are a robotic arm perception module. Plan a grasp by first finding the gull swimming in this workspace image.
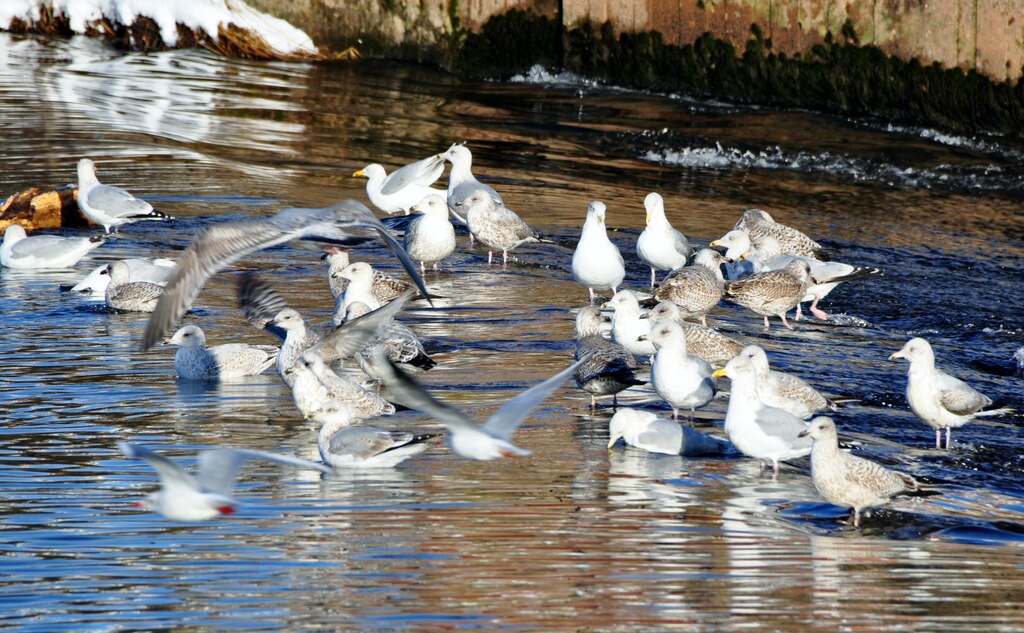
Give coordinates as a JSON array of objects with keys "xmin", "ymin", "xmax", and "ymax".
[
  {"xmin": 68, "ymin": 258, "xmax": 176, "ymax": 295},
  {"xmin": 890, "ymin": 337, "xmax": 1012, "ymax": 449},
  {"xmin": 76, "ymin": 159, "xmax": 171, "ymax": 233},
  {"xmin": 733, "ymin": 208, "xmax": 825, "ymax": 259},
  {"xmin": 636, "ymin": 192, "xmax": 691, "ymax": 287},
  {"xmin": 723, "ymin": 259, "xmax": 813, "ymax": 329},
  {"xmin": 164, "ymin": 325, "xmax": 276, "ymax": 381},
  {"xmin": 311, "ymin": 400, "xmax": 439, "ymax": 468},
  {"xmin": 404, "ymin": 194, "xmax": 456, "ymax": 272},
  {"xmin": 118, "ymin": 441, "xmax": 329, "ymax": 521},
  {"xmin": 639, "ymin": 320, "xmax": 717, "ymax": 421},
  {"xmin": 653, "ymin": 248, "xmax": 729, "ymax": 326},
  {"xmin": 375, "ymin": 350, "xmax": 585, "ymax": 460},
  {"xmin": 607, "ymin": 408, "xmax": 729, "ymax": 456},
  {"xmin": 1, "ymin": 224, "xmax": 104, "ymax": 269},
  {"xmin": 324, "ymin": 248, "xmax": 410, "ymax": 302},
  {"xmin": 354, "ymin": 162, "xmax": 444, "ymax": 215},
  {"xmin": 799, "ymin": 417, "xmax": 920, "ymax": 527},
  {"xmin": 602, "ymin": 290, "xmax": 656, "ymax": 358},
  {"xmin": 285, "ymin": 351, "xmax": 396, "ymax": 419},
  {"xmin": 573, "ymin": 306, "xmax": 644, "ymax": 408},
  {"xmin": 139, "ymin": 199, "xmax": 430, "ymax": 350},
  {"xmin": 647, "ymin": 301, "xmax": 743, "ymax": 365},
  {"xmin": 345, "ymin": 301, "xmax": 435, "ymax": 383},
  {"xmin": 741, "ymin": 345, "xmax": 837, "ymax": 419},
  {"xmin": 457, "ymin": 190, "xmax": 542, "ymax": 266},
  {"xmin": 103, "ymin": 260, "xmax": 164, "ymax": 312},
  {"xmin": 572, "ymin": 201, "xmax": 625, "ymax": 304},
  {"xmin": 713, "ymin": 353, "xmax": 812, "ymax": 476}
]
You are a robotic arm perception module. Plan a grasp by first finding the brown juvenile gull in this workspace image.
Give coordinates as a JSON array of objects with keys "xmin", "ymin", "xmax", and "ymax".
[
  {"xmin": 647, "ymin": 301, "xmax": 743, "ymax": 365},
  {"xmin": 345, "ymin": 301, "xmax": 436, "ymax": 383},
  {"xmin": 456, "ymin": 190, "xmax": 542, "ymax": 266},
  {"xmin": 636, "ymin": 192, "xmax": 691, "ymax": 288},
  {"xmin": 890, "ymin": 337, "xmax": 1013, "ymax": 449},
  {"xmin": 741, "ymin": 345, "xmax": 837, "ymax": 419},
  {"xmin": 723, "ymin": 259, "xmax": 812, "ymax": 329},
  {"xmin": 324, "ymin": 248, "xmax": 410, "ymax": 302},
  {"xmin": 140, "ymin": 199, "xmax": 429, "ymax": 350},
  {"xmin": 799, "ymin": 417, "xmax": 919, "ymax": 527},
  {"xmin": 607, "ymin": 408, "xmax": 729, "ymax": 456},
  {"xmin": 733, "ymin": 208, "xmax": 825, "ymax": 259},
  {"xmin": 77, "ymin": 158, "xmax": 171, "ymax": 233},
  {"xmin": 653, "ymin": 248, "xmax": 730, "ymax": 327},
  {"xmin": 573, "ymin": 306, "xmax": 644, "ymax": 409},
  {"xmin": 164, "ymin": 325, "xmax": 276, "ymax": 381},
  {"xmin": 103, "ymin": 260, "xmax": 164, "ymax": 312}
]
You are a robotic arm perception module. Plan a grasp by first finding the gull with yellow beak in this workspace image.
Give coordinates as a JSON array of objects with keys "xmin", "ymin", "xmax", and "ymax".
[
  {"xmin": 572, "ymin": 201, "xmax": 625, "ymax": 304},
  {"xmin": 353, "ymin": 157, "xmax": 445, "ymax": 215},
  {"xmin": 636, "ymin": 192, "xmax": 691, "ymax": 288}
]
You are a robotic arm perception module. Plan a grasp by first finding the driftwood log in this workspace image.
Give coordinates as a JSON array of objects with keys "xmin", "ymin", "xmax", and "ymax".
[{"xmin": 0, "ymin": 186, "xmax": 93, "ymax": 231}]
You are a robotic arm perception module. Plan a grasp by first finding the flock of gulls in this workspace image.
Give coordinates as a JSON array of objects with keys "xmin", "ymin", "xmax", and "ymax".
[{"xmin": 1, "ymin": 145, "xmax": 1016, "ymax": 529}]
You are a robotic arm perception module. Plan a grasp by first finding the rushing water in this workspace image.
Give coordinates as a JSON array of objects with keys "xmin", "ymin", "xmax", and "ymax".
[{"xmin": 1, "ymin": 33, "xmax": 1023, "ymax": 631}]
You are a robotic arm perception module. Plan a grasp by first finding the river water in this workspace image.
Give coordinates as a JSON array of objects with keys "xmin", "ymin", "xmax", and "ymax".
[{"xmin": 1, "ymin": 34, "xmax": 1023, "ymax": 631}]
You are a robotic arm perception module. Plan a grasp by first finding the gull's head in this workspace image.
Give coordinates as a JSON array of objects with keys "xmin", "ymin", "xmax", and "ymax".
[
  {"xmin": 131, "ymin": 492, "xmax": 159, "ymax": 511},
  {"xmin": 648, "ymin": 301, "xmax": 681, "ymax": 323},
  {"xmin": 309, "ymin": 399, "xmax": 354, "ymax": 426},
  {"xmin": 694, "ymin": 248, "xmax": 732, "ymax": 268},
  {"xmin": 575, "ymin": 305, "xmax": 605, "ymax": 336},
  {"xmin": 643, "ymin": 192, "xmax": 664, "ymax": 225},
  {"xmin": 457, "ymin": 190, "xmax": 491, "ymax": 213},
  {"xmin": 607, "ymin": 408, "xmax": 656, "ymax": 449},
  {"xmin": 713, "ymin": 352, "xmax": 751, "ymax": 381},
  {"xmin": 2, "ymin": 224, "xmax": 27, "ymax": 243},
  {"xmin": 344, "ymin": 301, "xmax": 371, "ymax": 322},
  {"xmin": 709, "ymin": 230, "xmax": 751, "ymax": 260},
  {"xmin": 272, "ymin": 308, "xmax": 305, "ymax": 330},
  {"xmin": 798, "ymin": 416, "xmax": 837, "ymax": 441},
  {"xmin": 103, "ymin": 260, "xmax": 132, "ymax": 284},
  {"xmin": 784, "ymin": 259, "xmax": 813, "ymax": 282},
  {"xmin": 298, "ymin": 352, "xmax": 327, "ymax": 376},
  {"xmin": 353, "ymin": 164, "xmax": 385, "ymax": 180},
  {"xmin": 739, "ymin": 345, "xmax": 769, "ymax": 375},
  {"xmin": 752, "ymin": 235, "xmax": 782, "ymax": 259},
  {"xmin": 601, "ymin": 289, "xmax": 636, "ymax": 312},
  {"xmin": 444, "ymin": 143, "xmax": 471, "ymax": 165},
  {"xmin": 889, "ymin": 337, "xmax": 932, "ymax": 363},
  {"xmin": 587, "ymin": 200, "xmax": 607, "ymax": 225},
  {"xmin": 410, "ymin": 194, "xmax": 446, "ymax": 216},
  {"xmin": 741, "ymin": 208, "xmax": 773, "ymax": 225},
  {"xmin": 639, "ymin": 320, "xmax": 683, "ymax": 349},
  {"xmin": 77, "ymin": 158, "xmax": 97, "ymax": 181},
  {"xmin": 339, "ymin": 261, "xmax": 373, "ymax": 282},
  {"xmin": 165, "ymin": 325, "xmax": 205, "ymax": 348}
]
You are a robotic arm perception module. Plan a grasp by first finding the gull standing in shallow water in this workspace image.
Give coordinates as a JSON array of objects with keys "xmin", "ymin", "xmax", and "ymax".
[
  {"xmin": 636, "ymin": 192, "xmax": 691, "ymax": 287},
  {"xmin": 713, "ymin": 352, "xmax": 812, "ymax": 476},
  {"xmin": 375, "ymin": 350, "xmax": 586, "ymax": 460},
  {"xmin": 353, "ymin": 161, "xmax": 444, "ymax": 215},
  {"xmin": 140, "ymin": 199, "xmax": 430, "ymax": 350},
  {"xmin": 653, "ymin": 249, "xmax": 729, "ymax": 326},
  {"xmin": 457, "ymin": 190, "xmax": 542, "ymax": 266},
  {"xmin": 639, "ymin": 321, "xmax": 717, "ymax": 421},
  {"xmin": 573, "ymin": 306, "xmax": 644, "ymax": 409},
  {"xmin": 118, "ymin": 441, "xmax": 329, "ymax": 521},
  {"xmin": 572, "ymin": 201, "xmax": 625, "ymax": 304},
  {"xmin": 311, "ymin": 400, "xmax": 440, "ymax": 469},
  {"xmin": 607, "ymin": 408, "xmax": 730, "ymax": 456},
  {"xmin": 324, "ymin": 248, "xmax": 409, "ymax": 302},
  {"xmin": 647, "ymin": 301, "xmax": 743, "ymax": 365},
  {"xmin": 103, "ymin": 260, "xmax": 164, "ymax": 312},
  {"xmin": 723, "ymin": 259, "xmax": 813, "ymax": 329},
  {"xmin": 890, "ymin": 337, "xmax": 1013, "ymax": 449},
  {"xmin": 441, "ymin": 143, "xmax": 503, "ymax": 213},
  {"xmin": 799, "ymin": 417, "xmax": 919, "ymax": 527},
  {"xmin": 404, "ymin": 194, "xmax": 456, "ymax": 272},
  {"xmin": 164, "ymin": 325, "xmax": 276, "ymax": 381},
  {"xmin": 1, "ymin": 224, "xmax": 104, "ymax": 269},
  {"xmin": 76, "ymin": 158, "xmax": 171, "ymax": 233}
]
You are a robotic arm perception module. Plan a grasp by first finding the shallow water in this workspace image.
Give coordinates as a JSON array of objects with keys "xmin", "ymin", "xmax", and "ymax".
[{"xmin": 1, "ymin": 34, "xmax": 1023, "ymax": 631}]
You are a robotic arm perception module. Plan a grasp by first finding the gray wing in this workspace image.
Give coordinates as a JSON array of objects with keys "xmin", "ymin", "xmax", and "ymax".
[
  {"xmin": 312, "ymin": 289, "xmax": 415, "ymax": 364},
  {"xmin": 481, "ymin": 358, "xmax": 586, "ymax": 440},
  {"xmin": 197, "ymin": 448, "xmax": 331, "ymax": 495},
  {"xmin": 936, "ymin": 372, "xmax": 991, "ymax": 415},
  {"xmin": 236, "ymin": 272, "xmax": 290, "ymax": 340},
  {"xmin": 372, "ymin": 348, "xmax": 478, "ymax": 432},
  {"xmin": 328, "ymin": 426, "xmax": 412, "ymax": 459},
  {"xmin": 636, "ymin": 419, "xmax": 683, "ymax": 453},
  {"xmin": 11, "ymin": 236, "xmax": 89, "ymax": 259},
  {"xmin": 755, "ymin": 406, "xmax": 812, "ymax": 446},
  {"xmin": 118, "ymin": 441, "xmax": 199, "ymax": 494},
  {"xmin": 672, "ymin": 230, "xmax": 692, "ymax": 259},
  {"xmin": 381, "ymin": 154, "xmax": 445, "ymax": 194},
  {"xmin": 86, "ymin": 184, "xmax": 153, "ymax": 217}
]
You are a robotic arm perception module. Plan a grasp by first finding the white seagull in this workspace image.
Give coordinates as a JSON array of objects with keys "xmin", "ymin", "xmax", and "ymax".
[
  {"xmin": 640, "ymin": 321, "xmax": 717, "ymax": 421},
  {"xmin": 1, "ymin": 224, "xmax": 104, "ymax": 269},
  {"xmin": 572, "ymin": 201, "xmax": 625, "ymax": 304},
  {"xmin": 311, "ymin": 400, "xmax": 440, "ymax": 469},
  {"xmin": 636, "ymin": 192, "xmax": 691, "ymax": 287},
  {"xmin": 76, "ymin": 158, "xmax": 171, "ymax": 233},
  {"xmin": 607, "ymin": 408, "xmax": 730, "ymax": 456},
  {"xmin": 353, "ymin": 161, "xmax": 444, "ymax": 215}
]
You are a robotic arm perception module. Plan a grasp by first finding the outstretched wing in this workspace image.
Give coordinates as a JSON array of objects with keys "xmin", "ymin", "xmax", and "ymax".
[
  {"xmin": 198, "ymin": 448, "xmax": 331, "ymax": 495},
  {"xmin": 312, "ymin": 289, "xmax": 415, "ymax": 364},
  {"xmin": 372, "ymin": 348, "xmax": 478, "ymax": 433},
  {"xmin": 237, "ymin": 272, "xmax": 290, "ymax": 341},
  {"xmin": 118, "ymin": 441, "xmax": 198, "ymax": 495},
  {"xmin": 481, "ymin": 357, "xmax": 586, "ymax": 440},
  {"xmin": 381, "ymin": 154, "xmax": 446, "ymax": 194}
]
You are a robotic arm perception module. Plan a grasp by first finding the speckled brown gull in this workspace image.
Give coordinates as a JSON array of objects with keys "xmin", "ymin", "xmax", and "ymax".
[
  {"xmin": 104, "ymin": 260, "xmax": 164, "ymax": 312},
  {"xmin": 799, "ymin": 417, "xmax": 919, "ymax": 527},
  {"xmin": 607, "ymin": 408, "xmax": 729, "ymax": 456},
  {"xmin": 345, "ymin": 301, "xmax": 435, "ymax": 382},
  {"xmin": 653, "ymin": 248, "xmax": 730, "ymax": 327},
  {"xmin": 457, "ymin": 189, "xmax": 541, "ymax": 266},
  {"xmin": 647, "ymin": 301, "xmax": 743, "ymax": 366},
  {"xmin": 573, "ymin": 306, "xmax": 644, "ymax": 409},
  {"xmin": 285, "ymin": 351, "xmax": 396, "ymax": 420},
  {"xmin": 140, "ymin": 199, "xmax": 429, "ymax": 350},
  {"xmin": 733, "ymin": 208, "xmax": 825, "ymax": 259},
  {"xmin": 324, "ymin": 248, "xmax": 410, "ymax": 302},
  {"xmin": 741, "ymin": 345, "xmax": 836, "ymax": 419},
  {"xmin": 890, "ymin": 337, "xmax": 1013, "ymax": 449},
  {"xmin": 723, "ymin": 259, "xmax": 812, "ymax": 329}
]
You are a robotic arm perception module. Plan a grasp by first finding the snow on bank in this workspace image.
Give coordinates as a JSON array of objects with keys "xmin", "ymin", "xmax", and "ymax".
[{"xmin": 1, "ymin": 0, "xmax": 316, "ymax": 57}]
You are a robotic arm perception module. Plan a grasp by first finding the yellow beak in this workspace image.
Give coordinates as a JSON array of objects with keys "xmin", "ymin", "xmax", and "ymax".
[
  {"xmin": 712, "ymin": 368, "xmax": 728, "ymax": 379},
  {"xmin": 353, "ymin": 169, "xmax": 365, "ymax": 177},
  {"xmin": 645, "ymin": 211, "xmax": 651, "ymax": 225},
  {"xmin": 709, "ymin": 240, "xmax": 720, "ymax": 247}
]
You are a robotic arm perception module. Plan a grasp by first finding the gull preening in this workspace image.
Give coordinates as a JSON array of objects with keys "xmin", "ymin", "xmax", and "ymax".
[
  {"xmin": 375, "ymin": 349, "xmax": 585, "ymax": 460},
  {"xmin": 354, "ymin": 161, "xmax": 444, "ymax": 215},
  {"xmin": 636, "ymin": 192, "xmax": 691, "ymax": 287},
  {"xmin": 1, "ymin": 224, "xmax": 104, "ymax": 269},
  {"xmin": 311, "ymin": 400, "xmax": 439, "ymax": 468},
  {"xmin": 607, "ymin": 408, "xmax": 730, "ymax": 456},
  {"xmin": 76, "ymin": 158, "xmax": 171, "ymax": 233},
  {"xmin": 890, "ymin": 337, "xmax": 1012, "ymax": 449},
  {"xmin": 164, "ymin": 325, "xmax": 276, "ymax": 381},
  {"xmin": 799, "ymin": 417, "xmax": 920, "ymax": 527},
  {"xmin": 572, "ymin": 201, "xmax": 625, "ymax": 304},
  {"xmin": 573, "ymin": 306, "xmax": 644, "ymax": 409}
]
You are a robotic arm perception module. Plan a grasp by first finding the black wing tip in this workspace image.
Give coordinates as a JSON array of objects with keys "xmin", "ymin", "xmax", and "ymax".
[{"xmin": 409, "ymin": 354, "xmax": 437, "ymax": 371}]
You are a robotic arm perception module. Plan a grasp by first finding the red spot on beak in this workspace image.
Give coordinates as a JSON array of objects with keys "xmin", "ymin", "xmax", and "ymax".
[
  {"xmin": 216, "ymin": 505, "xmax": 236, "ymax": 516},
  {"xmin": 498, "ymin": 450, "xmax": 518, "ymax": 458},
  {"xmin": 131, "ymin": 500, "xmax": 146, "ymax": 508}
]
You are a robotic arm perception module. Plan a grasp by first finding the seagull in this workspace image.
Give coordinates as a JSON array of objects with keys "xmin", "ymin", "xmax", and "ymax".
[
  {"xmin": 636, "ymin": 192, "xmax": 691, "ymax": 288},
  {"xmin": 353, "ymin": 161, "xmax": 444, "ymax": 215},
  {"xmin": 653, "ymin": 249, "xmax": 730, "ymax": 326},
  {"xmin": 733, "ymin": 208, "xmax": 825, "ymax": 259},
  {"xmin": 572, "ymin": 201, "xmax": 625, "ymax": 304},
  {"xmin": 310, "ymin": 400, "xmax": 440, "ymax": 468},
  {"xmin": 646, "ymin": 301, "xmax": 743, "ymax": 365},
  {"xmin": 573, "ymin": 306, "xmax": 644, "ymax": 409},
  {"xmin": 799, "ymin": 417, "xmax": 919, "ymax": 527},
  {"xmin": 324, "ymin": 248, "xmax": 411, "ymax": 302},
  {"xmin": 441, "ymin": 143, "xmax": 503, "ymax": 213},
  {"xmin": 741, "ymin": 345, "xmax": 837, "ymax": 419},
  {"xmin": 713, "ymin": 352, "xmax": 812, "ymax": 476},
  {"xmin": 285, "ymin": 351, "xmax": 396, "ymax": 419},
  {"xmin": 374, "ymin": 349, "xmax": 585, "ymax": 460},
  {"xmin": 139, "ymin": 199, "xmax": 430, "ymax": 350},
  {"xmin": 404, "ymin": 194, "xmax": 456, "ymax": 272},
  {"xmin": 1, "ymin": 224, "xmax": 104, "ymax": 269},
  {"xmin": 602, "ymin": 290, "xmax": 656, "ymax": 358},
  {"xmin": 67, "ymin": 258, "xmax": 176, "ymax": 296},
  {"xmin": 345, "ymin": 301, "xmax": 435, "ymax": 383},
  {"xmin": 118, "ymin": 441, "xmax": 329, "ymax": 521},
  {"xmin": 722, "ymin": 259, "xmax": 813, "ymax": 329},
  {"xmin": 607, "ymin": 408, "xmax": 730, "ymax": 456},
  {"xmin": 76, "ymin": 159, "xmax": 172, "ymax": 233},
  {"xmin": 890, "ymin": 337, "xmax": 1013, "ymax": 449},
  {"xmin": 639, "ymin": 320, "xmax": 717, "ymax": 421},
  {"xmin": 456, "ymin": 190, "xmax": 542, "ymax": 266},
  {"xmin": 335, "ymin": 261, "xmax": 385, "ymax": 317},
  {"xmin": 103, "ymin": 259, "xmax": 164, "ymax": 312},
  {"xmin": 164, "ymin": 325, "xmax": 276, "ymax": 381}
]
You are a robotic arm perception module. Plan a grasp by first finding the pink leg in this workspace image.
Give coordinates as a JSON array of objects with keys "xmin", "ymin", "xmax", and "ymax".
[
  {"xmin": 809, "ymin": 297, "xmax": 830, "ymax": 321},
  {"xmin": 650, "ymin": 267, "xmax": 656, "ymax": 288},
  {"xmin": 763, "ymin": 316, "xmax": 771, "ymax": 329},
  {"xmin": 487, "ymin": 250, "xmax": 493, "ymax": 266},
  {"xmin": 780, "ymin": 313, "xmax": 794, "ymax": 330},
  {"xmin": 935, "ymin": 429, "xmax": 941, "ymax": 449},
  {"xmin": 502, "ymin": 250, "xmax": 509, "ymax": 267},
  {"xmin": 419, "ymin": 261, "xmax": 426, "ymax": 274},
  {"xmin": 588, "ymin": 287, "xmax": 596, "ymax": 305},
  {"xmin": 672, "ymin": 408, "xmax": 679, "ymax": 420},
  {"xmin": 795, "ymin": 304, "xmax": 803, "ymax": 320},
  {"xmin": 701, "ymin": 315, "xmax": 708, "ymax": 327},
  {"xmin": 946, "ymin": 427, "xmax": 951, "ymax": 450},
  {"xmin": 432, "ymin": 261, "xmax": 439, "ymax": 271},
  {"xmin": 772, "ymin": 459, "xmax": 780, "ymax": 478}
]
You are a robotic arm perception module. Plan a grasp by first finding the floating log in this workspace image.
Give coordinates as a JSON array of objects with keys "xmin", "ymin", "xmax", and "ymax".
[{"xmin": 0, "ymin": 186, "xmax": 92, "ymax": 231}]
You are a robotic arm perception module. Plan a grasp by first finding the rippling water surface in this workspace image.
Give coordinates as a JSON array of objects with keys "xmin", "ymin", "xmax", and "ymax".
[{"xmin": 1, "ymin": 34, "xmax": 1023, "ymax": 631}]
